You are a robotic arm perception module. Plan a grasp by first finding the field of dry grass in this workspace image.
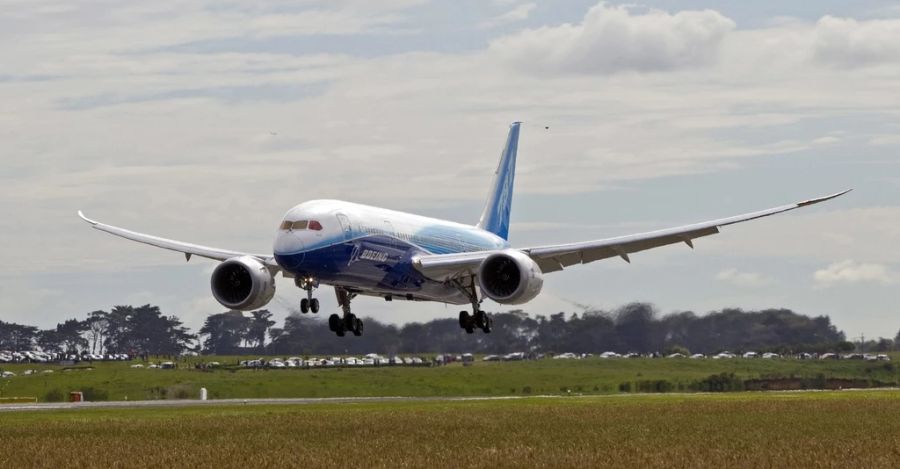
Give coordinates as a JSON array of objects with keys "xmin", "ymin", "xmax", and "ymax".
[{"xmin": 1, "ymin": 391, "xmax": 898, "ymax": 468}]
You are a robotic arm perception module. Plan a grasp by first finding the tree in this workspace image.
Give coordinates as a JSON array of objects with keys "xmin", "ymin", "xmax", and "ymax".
[
  {"xmin": 0, "ymin": 321, "xmax": 38, "ymax": 350},
  {"xmin": 246, "ymin": 310, "xmax": 275, "ymax": 350},
  {"xmin": 200, "ymin": 312, "xmax": 250, "ymax": 355},
  {"xmin": 55, "ymin": 318, "xmax": 88, "ymax": 353},
  {"xmin": 85, "ymin": 310, "xmax": 110, "ymax": 354}
]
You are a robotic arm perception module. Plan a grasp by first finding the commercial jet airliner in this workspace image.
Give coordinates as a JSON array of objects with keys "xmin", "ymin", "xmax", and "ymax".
[{"xmin": 79, "ymin": 122, "xmax": 849, "ymax": 337}]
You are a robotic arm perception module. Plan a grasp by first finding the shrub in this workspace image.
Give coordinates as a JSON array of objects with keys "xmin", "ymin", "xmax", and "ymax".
[
  {"xmin": 44, "ymin": 389, "xmax": 65, "ymax": 402},
  {"xmin": 692, "ymin": 373, "xmax": 744, "ymax": 392},
  {"xmin": 81, "ymin": 387, "xmax": 109, "ymax": 401}
]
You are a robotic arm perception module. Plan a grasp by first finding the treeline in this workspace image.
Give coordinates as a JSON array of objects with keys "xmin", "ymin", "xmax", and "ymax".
[
  {"xmin": 0, "ymin": 305, "xmax": 194, "ymax": 356},
  {"xmin": 2, "ymin": 303, "xmax": 898, "ymax": 356},
  {"xmin": 253, "ymin": 305, "xmax": 865, "ymax": 356}
]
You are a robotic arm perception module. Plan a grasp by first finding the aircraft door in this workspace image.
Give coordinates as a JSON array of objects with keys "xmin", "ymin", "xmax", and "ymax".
[{"xmin": 336, "ymin": 213, "xmax": 352, "ymax": 240}]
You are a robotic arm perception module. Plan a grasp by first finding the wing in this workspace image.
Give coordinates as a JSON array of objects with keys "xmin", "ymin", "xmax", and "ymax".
[
  {"xmin": 78, "ymin": 211, "xmax": 277, "ymax": 268},
  {"xmin": 412, "ymin": 190, "xmax": 850, "ymax": 281}
]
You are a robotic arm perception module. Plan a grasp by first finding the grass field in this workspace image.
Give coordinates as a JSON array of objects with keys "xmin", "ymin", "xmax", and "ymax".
[
  {"xmin": 0, "ymin": 391, "xmax": 898, "ymax": 468},
  {"xmin": 1, "ymin": 356, "xmax": 897, "ymax": 402}
]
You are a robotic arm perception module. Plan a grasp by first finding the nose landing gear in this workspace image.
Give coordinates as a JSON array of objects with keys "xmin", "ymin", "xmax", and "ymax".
[{"xmin": 296, "ymin": 277, "xmax": 320, "ymax": 314}]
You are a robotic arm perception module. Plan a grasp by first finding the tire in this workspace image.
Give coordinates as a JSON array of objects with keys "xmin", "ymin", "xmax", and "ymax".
[
  {"xmin": 458, "ymin": 311, "xmax": 470, "ymax": 329},
  {"xmin": 464, "ymin": 326, "xmax": 475, "ymax": 334},
  {"xmin": 300, "ymin": 298, "xmax": 309, "ymax": 314},
  {"xmin": 328, "ymin": 314, "xmax": 341, "ymax": 332},
  {"xmin": 474, "ymin": 310, "xmax": 486, "ymax": 329},
  {"xmin": 353, "ymin": 318, "xmax": 364, "ymax": 337},
  {"xmin": 481, "ymin": 315, "xmax": 493, "ymax": 334},
  {"xmin": 310, "ymin": 298, "xmax": 320, "ymax": 314}
]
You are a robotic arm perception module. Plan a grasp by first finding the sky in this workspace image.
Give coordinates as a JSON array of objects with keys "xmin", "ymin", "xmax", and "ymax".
[{"xmin": 1, "ymin": 0, "xmax": 899, "ymax": 340}]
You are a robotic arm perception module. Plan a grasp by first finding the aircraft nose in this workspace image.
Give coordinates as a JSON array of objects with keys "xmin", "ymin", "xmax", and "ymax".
[{"xmin": 273, "ymin": 232, "xmax": 305, "ymax": 269}]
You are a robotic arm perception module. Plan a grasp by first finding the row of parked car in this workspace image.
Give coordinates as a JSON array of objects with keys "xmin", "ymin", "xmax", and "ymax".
[
  {"xmin": 551, "ymin": 351, "xmax": 892, "ymax": 360},
  {"xmin": 0, "ymin": 351, "xmax": 131, "ymax": 363},
  {"xmin": 239, "ymin": 354, "xmax": 427, "ymax": 368}
]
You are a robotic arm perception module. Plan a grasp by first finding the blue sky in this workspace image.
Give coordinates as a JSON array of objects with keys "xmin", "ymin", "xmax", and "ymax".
[{"xmin": 1, "ymin": 1, "xmax": 899, "ymax": 339}]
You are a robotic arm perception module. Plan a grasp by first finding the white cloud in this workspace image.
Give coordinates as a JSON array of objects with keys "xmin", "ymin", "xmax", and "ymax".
[
  {"xmin": 480, "ymin": 2, "xmax": 537, "ymax": 29},
  {"xmin": 489, "ymin": 2, "xmax": 735, "ymax": 74},
  {"xmin": 716, "ymin": 268, "xmax": 772, "ymax": 288},
  {"xmin": 813, "ymin": 16, "xmax": 900, "ymax": 67},
  {"xmin": 813, "ymin": 260, "xmax": 899, "ymax": 288}
]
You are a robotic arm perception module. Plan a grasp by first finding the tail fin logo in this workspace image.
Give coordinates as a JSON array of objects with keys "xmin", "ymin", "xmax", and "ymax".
[{"xmin": 477, "ymin": 122, "xmax": 521, "ymax": 240}]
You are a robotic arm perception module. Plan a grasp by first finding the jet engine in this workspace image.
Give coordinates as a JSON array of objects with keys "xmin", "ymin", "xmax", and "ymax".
[
  {"xmin": 477, "ymin": 250, "xmax": 543, "ymax": 305},
  {"xmin": 210, "ymin": 256, "xmax": 276, "ymax": 310}
]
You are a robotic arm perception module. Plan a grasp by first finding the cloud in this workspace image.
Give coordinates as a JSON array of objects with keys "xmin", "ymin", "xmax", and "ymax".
[
  {"xmin": 813, "ymin": 16, "xmax": 900, "ymax": 67},
  {"xmin": 813, "ymin": 260, "xmax": 899, "ymax": 288},
  {"xmin": 480, "ymin": 2, "xmax": 537, "ymax": 29},
  {"xmin": 489, "ymin": 2, "xmax": 735, "ymax": 74},
  {"xmin": 716, "ymin": 268, "xmax": 772, "ymax": 288}
]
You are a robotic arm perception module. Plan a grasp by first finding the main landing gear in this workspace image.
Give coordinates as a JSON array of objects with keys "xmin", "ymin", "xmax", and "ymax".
[
  {"xmin": 459, "ymin": 309, "xmax": 492, "ymax": 334},
  {"xmin": 329, "ymin": 287, "xmax": 363, "ymax": 337},
  {"xmin": 453, "ymin": 277, "xmax": 492, "ymax": 334},
  {"xmin": 296, "ymin": 276, "xmax": 320, "ymax": 314}
]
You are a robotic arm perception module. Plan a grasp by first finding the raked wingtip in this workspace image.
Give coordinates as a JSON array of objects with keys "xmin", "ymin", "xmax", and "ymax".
[
  {"xmin": 77, "ymin": 210, "xmax": 99, "ymax": 225},
  {"xmin": 797, "ymin": 189, "xmax": 852, "ymax": 207}
]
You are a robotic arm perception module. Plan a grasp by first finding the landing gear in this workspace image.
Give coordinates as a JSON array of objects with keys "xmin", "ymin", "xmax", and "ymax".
[
  {"xmin": 453, "ymin": 277, "xmax": 493, "ymax": 334},
  {"xmin": 459, "ymin": 309, "xmax": 492, "ymax": 334},
  {"xmin": 296, "ymin": 277, "xmax": 320, "ymax": 314},
  {"xmin": 329, "ymin": 287, "xmax": 363, "ymax": 337}
]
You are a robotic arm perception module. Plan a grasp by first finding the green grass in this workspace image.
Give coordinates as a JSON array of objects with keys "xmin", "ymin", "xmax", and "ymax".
[
  {"xmin": 1, "ymin": 391, "xmax": 899, "ymax": 468},
  {"xmin": 1, "ymin": 356, "xmax": 897, "ymax": 402}
]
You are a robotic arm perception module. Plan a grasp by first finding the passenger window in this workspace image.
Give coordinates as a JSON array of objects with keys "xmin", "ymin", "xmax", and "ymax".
[
  {"xmin": 309, "ymin": 220, "xmax": 323, "ymax": 231},
  {"xmin": 292, "ymin": 220, "xmax": 309, "ymax": 230}
]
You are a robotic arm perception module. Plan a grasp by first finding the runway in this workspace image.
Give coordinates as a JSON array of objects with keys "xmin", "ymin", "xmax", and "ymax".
[
  {"xmin": 0, "ymin": 395, "xmax": 549, "ymax": 412},
  {"xmin": 4, "ymin": 388, "xmax": 894, "ymax": 412}
]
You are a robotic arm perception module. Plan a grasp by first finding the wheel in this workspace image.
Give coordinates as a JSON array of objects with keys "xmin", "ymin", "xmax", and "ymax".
[
  {"xmin": 300, "ymin": 298, "xmax": 309, "ymax": 314},
  {"xmin": 310, "ymin": 298, "xmax": 320, "ymax": 313},
  {"xmin": 458, "ymin": 311, "xmax": 470, "ymax": 329},
  {"xmin": 481, "ymin": 314, "xmax": 493, "ymax": 334},
  {"xmin": 464, "ymin": 326, "xmax": 475, "ymax": 334},
  {"xmin": 328, "ymin": 314, "xmax": 342, "ymax": 332},
  {"xmin": 352, "ymin": 317, "xmax": 363, "ymax": 337},
  {"xmin": 343, "ymin": 313, "xmax": 357, "ymax": 331},
  {"xmin": 474, "ymin": 310, "xmax": 486, "ymax": 329},
  {"xmin": 336, "ymin": 329, "xmax": 345, "ymax": 337}
]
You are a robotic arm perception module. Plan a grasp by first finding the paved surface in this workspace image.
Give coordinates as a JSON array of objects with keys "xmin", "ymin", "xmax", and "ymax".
[
  {"xmin": 2, "ymin": 388, "xmax": 896, "ymax": 413},
  {"xmin": 0, "ymin": 395, "xmax": 549, "ymax": 412}
]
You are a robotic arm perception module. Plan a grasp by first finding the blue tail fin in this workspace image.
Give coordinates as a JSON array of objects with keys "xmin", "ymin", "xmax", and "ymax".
[{"xmin": 477, "ymin": 122, "xmax": 521, "ymax": 240}]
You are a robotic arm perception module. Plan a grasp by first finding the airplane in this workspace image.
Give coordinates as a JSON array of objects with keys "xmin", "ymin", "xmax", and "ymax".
[{"xmin": 79, "ymin": 122, "xmax": 850, "ymax": 337}]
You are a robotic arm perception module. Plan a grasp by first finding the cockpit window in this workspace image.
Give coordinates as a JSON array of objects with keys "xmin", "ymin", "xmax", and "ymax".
[{"xmin": 280, "ymin": 220, "xmax": 322, "ymax": 231}]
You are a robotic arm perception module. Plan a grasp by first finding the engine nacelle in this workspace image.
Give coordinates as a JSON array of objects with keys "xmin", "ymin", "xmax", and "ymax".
[
  {"xmin": 477, "ymin": 250, "xmax": 544, "ymax": 305},
  {"xmin": 210, "ymin": 256, "xmax": 276, "ymax": 311}
]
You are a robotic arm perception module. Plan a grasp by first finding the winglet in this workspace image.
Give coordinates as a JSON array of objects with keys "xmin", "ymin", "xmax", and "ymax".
[
  {"xmin": 78, "ymin": 210, "xmax": 99, "ymax": 226},
  {"xmin": 797, "ymin": 189, "xmax": 852, "ymax": 207}
]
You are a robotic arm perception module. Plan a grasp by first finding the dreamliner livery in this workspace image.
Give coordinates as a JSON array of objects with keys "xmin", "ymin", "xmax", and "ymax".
[{"xmin": 79, "ymin": 123, "xmax": 849, "ymax": 337}]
